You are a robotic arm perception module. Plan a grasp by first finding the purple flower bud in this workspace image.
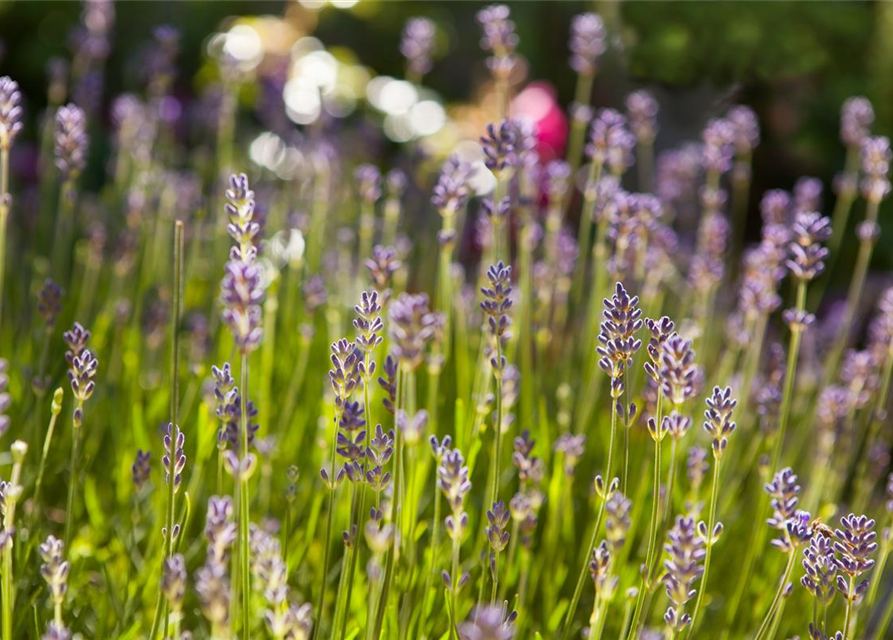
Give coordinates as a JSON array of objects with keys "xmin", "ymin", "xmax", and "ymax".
[
  {"xmin": 626, "ymin": 90, "xmax": 659, "ymax": 144},
  {"xmin": 597, "ymin": 282, "xmax": 643, "ymax": 388},
  {"xmin": 401, "ymin": 18, "xmax": 436, "ymax": 79},
  {"xmin": 54, "ymin": 104, "xmax": 89, "ymax": 181},
  {"xmin": 786, "ymin": 211, "xmax": 831, "ymax": 282},
  {"xmin": 0, "ymin": 76, "xmax": 23, "ymax": 151},
  {"xmin": 860, "ymin": 136, "xmax": 891, "ymax": 203},
  {"xmin": 477, "ymin": 4, "xmax": 518, "ymax": 57},
  {"xmin": 793, "ymin": 177, "xmax": 823, "ymax": 214},
  {"xmin": 663, "ymin": 515, "xmax": 704, "ymax": 628},
  {"xmin": 355, "ymin": 164, "xmax": 383, "ymax": 203},
  {"xmin": 703, "ymin": 386, "xmax": 737, "ymax": 458},
  {"xmin": 220, "ymin": 259, "xmax": 265, "ymax": 353},
  {"xmin": 389, "ymin": 293, "xmax": 439, "ymax": 371},
  {"xmin": 701, "ymin": 118, "xmax": 735, "ymax": 175},
  {"xmin": 841, "ymin": 96, "xmax": 874, "ymax": 148},
  {"xmin": 586, "ymin": 109, "xmax": 635, "ymax": 175},
  {"xmin": 760, "ymin": 190, "xmax": 791, "ymax": 225},
  {"xmin": 432, "ymin": 155, "xmax": 474, "ymax": 214},
  {"xmin": 132, "ymin": 449, "xmax": 151, "ymax": 490},
  {"xmin": 569, "ymin": 12, "xmax": 606, "ymax": 76},
  {"xmin": 727, "ymin": 105, "xmax": 760, "ymax": 154}
]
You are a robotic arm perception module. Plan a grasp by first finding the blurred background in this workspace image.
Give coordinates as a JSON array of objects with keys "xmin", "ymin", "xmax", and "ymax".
[{"xmin": 1, "ymin": 0, "xmax": 891, "ymax": 277}]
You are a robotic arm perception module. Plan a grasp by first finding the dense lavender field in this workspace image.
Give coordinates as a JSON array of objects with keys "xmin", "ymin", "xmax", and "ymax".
[{"xmin": 1, "ymin": 2, "xmax": 892, "ymax": 640}]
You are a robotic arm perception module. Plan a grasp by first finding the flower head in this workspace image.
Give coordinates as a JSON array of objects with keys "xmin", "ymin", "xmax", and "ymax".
[
  {"xmin": 627, "ymin": 90, "xmax": 659, "ymax": 144},
  {"xmin": 0, "ymin": 76, "xmax": 23, "ymax": 151},
  {"xmin": 569, "ymin": 12, "xmax": 606, "ymax": 76},
  {"xmin": 389, "ymin": 293, "xmax": 439, "ymax": 371},
  {"xmin": 597, "ymin": 282, "xmax": 643, "ymax": 390},
  {"xmin": 55, "ymin": 104, "xmax": 89, "ymax": 181},
  {"xmin": 132, "ymin": 449, "xmax": 151, "ymax": 490},
  {"xmin": 834, "ymin": 513, "xmax": 877, "ymax": 602},
  {"xmin": 587, "ymin": 109, "xmax": 635, "ymax": 175},
  {"xmin": 432, "ymin": 155, "xmax": 474, "ymax": 215},
  {"xmin": 660, "ymin": 333, "xmax": 697, "ymax": 407},
  {"xmin": 860, "ymin": 136, "xmax": 891, "ymax": 203},
  {"xmin": 801, "ymin": 532, "xmax": 838, "ymax": 605},
  {"xmin": 459, "ymin": 604, "xmax": 516, "ymax": 640},
  {"xmin": 727, "ymin": 105, "xmax": 760, "ymax": 155},
  {"xmin": 401, "ymin": 17, "xmax": 436, "ymax": 79},
  {"xmin": 703, "ymin": 386, "xmax": 737, "ymax": 458},
  {"xmin": 220, "ymin": 259, "xmax": 264, "ymax": 353},
  {"xmin": 225, "ymin": 173, "xmax": 260, "ymax": 263},
  {"xmin": 663, "ymin": 516, "xmax": 705, "ymax": 631},
  {"xmin": 841, "ymin": 96, "xmax": 874, "ymax": 148},
  {"xmin": 786, "ymin": 211, "xmax": 831, "ymax": 282}
]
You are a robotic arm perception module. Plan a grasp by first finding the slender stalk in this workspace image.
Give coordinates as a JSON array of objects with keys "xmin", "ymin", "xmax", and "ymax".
[
  {"xmin": 871, "ymin": 576, "xmax": 893, "ymax": 640},
  {"xmin": 627, "ymin": 392, "xmax": 663, "ymax": 640},
  {"xmin": 33, "ymin": 388, "xmax": 65, "ymax": 512},
  {"xmin": 772, "ymin": 281, "xmax": 807, "ymax": 473},
  {"xmin": 491, "ymin": 339, "xmax": 504, "ymax": 505},
  {"xmin": 687, "ymin": 457, "xmax": 722, "ymax": 636},
  {"xmin": 0, "ymin": 147, "xmax": 9, "ymax": 336},
  {"xmin": 842, "ymin": 578, "xmax": 855, "ymax": 640},
  {"xmin": 566, "ymin": 73, "xmax": 594, "ymax": 179},
  {"xmin": 571, "ymin": 160, "xmax": 603, "ymax": 313},
  {"xmin": 314, "ymin": 402, "xmax": 343, "ymax": 640},
  {"xmin": 63, "ymin": 400, "xmax": 84, "ymax": 548},
  {"xmin": 239, "ymin": 352, "xmax": 251, "ymax": 638},
  {"xmin": 560, "ymin": 399, "xmax": 616, "ymax": 640},
  {"xmin": 372, "ymin": 368, "xmax": 403, "ymax": 640},
  {"xmin": 825, "ymin": 199, "xmax": 880, "ymax": 380},
  {"xmin": 2, "ymin": 441, "xmax": 26, "ymax": 640},
  {"xmin": 752, "ymin": 549, "xmax": 796, "ymax": 640}
]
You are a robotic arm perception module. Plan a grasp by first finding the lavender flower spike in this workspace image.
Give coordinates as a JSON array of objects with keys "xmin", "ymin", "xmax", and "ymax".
[
  {"xmin": 55, "ymin": 104, "xmax": 89, "ymax": 181},
  {"xmin": 225, "ymin": 173, "xmax": 259, "ymax": 263},
  {"xmin": 787, "ymin": 211, "xmax": 831, "ymax": 282},
  {"xmin": 401, "ymin": 17, "xmax": 436, "ymax": 80},
  {"xmin": 663, "ymin": 516, "xmax": 705, "ymax": 632},
  {"xmin": 0, "ymin": 76, "xmax": 23, "ymax": 150},
  {"xmin": 703, "ymin": 386, "xmax": 737, "ymax": 459},
  {"xmin": 569, "ymin": 12, "xmax": 606, "ymax": 77},
  {"xmin": 220, "ymin": 259, "xmax": 264, "ymax": 353}
]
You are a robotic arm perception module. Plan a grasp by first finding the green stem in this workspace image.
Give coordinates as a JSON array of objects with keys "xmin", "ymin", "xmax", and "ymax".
[
  {"xmin": 752, "ymin": 550, "xmax": 796, "ymax": 640},
  {"xmin": 687, "ymin": 457, "xmax": 722, "ymax": 636},
  {"xmin": 63, "ymin": 402, "xmax": 83, "ymax": 549},
  {"xmin": 627, "ymin": 392, "xmax": 663, "ymax": 640},
  {"xmin": 0, "ymin": 147, "xmax": 9, "ymax": 337},
  {"xmin": 239, "ymin": 352, "xmax": 251, "ymax": 638},
  {"xmin": 772, "ymin": 281, "xmax": 807, "ymax": 473},
  {"xmin": 560, "ymin": 399, "xmax": 616, "ymax": 640}
]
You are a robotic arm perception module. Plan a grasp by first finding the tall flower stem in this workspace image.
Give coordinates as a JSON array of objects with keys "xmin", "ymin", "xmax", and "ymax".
[
  {"xmin": 571, "ymin": 160, "xmax": 603, "ymax": 313},
  {"xmin": 627, "ymin": 393, "xmax": 663, "ymax": 640},
  {"xmin": 560, "ymin": 399, "xmax": 616, "ymax": 640},
  {"xmin": 772, "ymin": 281, "xmax": 807, "ymax": 473},
  {"xmin": 314, "ymin": 400, "xmax": 344, "ymax": 640},
  {"xmin": 63, "ymin": 399, "xmax": 84, "ymax": 549},
  {"xmin": 566, "ymin": 73, "xmax": 594, "ymax": 178},
  {"xmin": 752, "ymin": 549, "xmax": 797, "ymax": 640},
  {"xmin": 372, "ymin": 368, "xmax": 403, "ymax": 640},
  {"xmin": 826, "ymin": 199, "xmax": 880, "ymax": 381},
  {"xmin": 0, "ymin": 146, "xmax": 9, "ymax": 336},
  {"xmin": 1, "ymin": 442, "xmax": 25, "ymax": 640},
  {"xmin": 871, "ymin": 574, "xmax": 893, "ymax": 640},
  {"xmin": 491, "ymin": 339, "xmax": 504, "ymax": 505},
  {"xmin": 238, "ymin": 352, "xmax": 251, "ymax": 637},
  {"xmin": 338, "ymin": 368, "xmax": 375, "ymax": 640},
  {"xmin": 33, "ymin": 388, "xmax": 64, "ymax": 515},
  {"xmin": 686, "ymin": 457, "xmax": 721, "ymax": 636}
]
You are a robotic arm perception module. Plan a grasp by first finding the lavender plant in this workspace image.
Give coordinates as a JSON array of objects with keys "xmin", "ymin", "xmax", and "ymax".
[{"xmin": 0, "ymin": 8, "xmax": 891, "ymax": 640}]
